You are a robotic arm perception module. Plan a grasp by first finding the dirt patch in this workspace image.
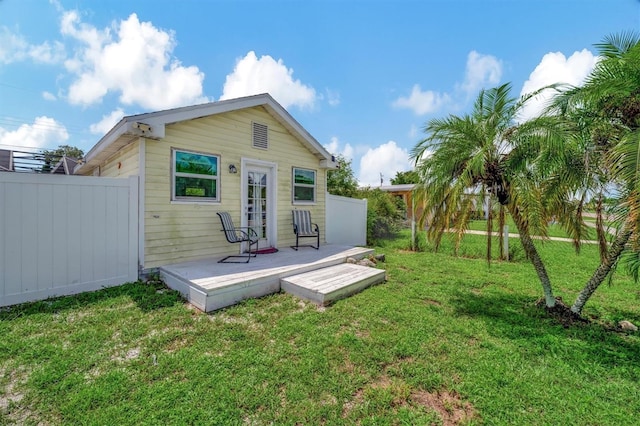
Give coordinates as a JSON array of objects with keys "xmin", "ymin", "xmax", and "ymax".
[
  {"xmin": 536, "ymin": 297, "xmax": 588, "ymax": 327},
  {"xmin": 422, "ymin": 298, "xmax": 442, "ymax": 307},
  {"xmin": 0, "ymin": 367, "xmax": 40, "ymax": 425},
  {"xmin": 411, "ymin": 389, "xmax": 478, "ymax": 425},
  {"xmin": 0, "ymin": 371, "xmax": 25, "ymax": 410},
  {"xmin": 342, "ymin": 374, "xmax": 476, "ymax": 424}
]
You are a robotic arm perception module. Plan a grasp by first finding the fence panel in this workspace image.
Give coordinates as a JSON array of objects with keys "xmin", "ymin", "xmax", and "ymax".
[
  {"xmin": 326, "ymin": 193, "xmax": 367, "ymax": 246},
  {"xmin": 0, "ymin": 173, "xmax": 138, "ymax": 307}
]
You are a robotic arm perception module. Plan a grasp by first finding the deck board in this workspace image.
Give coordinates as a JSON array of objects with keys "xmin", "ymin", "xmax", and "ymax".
[{"xmin": 159, "ymin": 245, "xmax": 378, "ymax": 311}]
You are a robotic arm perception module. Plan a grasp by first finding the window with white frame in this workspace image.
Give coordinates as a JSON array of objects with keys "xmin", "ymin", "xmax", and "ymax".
[
  {"xmin": 292, "ymin": 167, "xmax": 316, "ymax": 203},
  {"xmin": 172, "ymin": 149, "xmax": 220, "ymax": 202}
]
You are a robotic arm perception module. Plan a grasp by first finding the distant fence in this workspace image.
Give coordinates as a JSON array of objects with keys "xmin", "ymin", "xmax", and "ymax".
[
  {"xmin": 326, "ymin": 193, "xmax": 367, "ymax": 246},
  {"xmin": 0, "ymin": 173, "xmax": 139, "ymax": 307}
]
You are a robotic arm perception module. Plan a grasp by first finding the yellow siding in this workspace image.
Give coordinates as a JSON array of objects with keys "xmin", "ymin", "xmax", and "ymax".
[
  {"xmin": 84, "ymin": 140, "xmax": 140, "ymax": 178},
  {"xmin": 142, "ymin": 106, "xmax": 327, "ymax": 269}
]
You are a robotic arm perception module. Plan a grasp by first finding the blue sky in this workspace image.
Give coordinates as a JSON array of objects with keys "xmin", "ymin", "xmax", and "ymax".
[{"xmin": 1, "ymin": 0, "xmax": 639, "ymax": 185}]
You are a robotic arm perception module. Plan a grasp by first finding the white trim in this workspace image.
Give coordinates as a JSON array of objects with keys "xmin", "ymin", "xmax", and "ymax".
[
  {"xmin": 241, "ymin": 157, "xmax": 278, "ymax": 249},
  {"xmin": 170, "ymin": 201, "xmax": 221, "ymax": 206},
  {"xmin": 138, "ymin": 139, "xmax": 145, "ymax": 270}
]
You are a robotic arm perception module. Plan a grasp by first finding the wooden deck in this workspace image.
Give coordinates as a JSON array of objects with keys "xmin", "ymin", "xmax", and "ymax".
[
  {"xmin": 281, "ymin": 263, "xmax": 386, "ymax": 305},
  {"xmin": 160, "ymin": 245, "xmax": 383, "ymax": 312}
]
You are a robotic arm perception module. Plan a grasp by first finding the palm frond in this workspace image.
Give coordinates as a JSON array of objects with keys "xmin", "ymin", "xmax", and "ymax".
[{"xmin": 594, "ymin": 31, "xmax": 640, "ymax": 58}]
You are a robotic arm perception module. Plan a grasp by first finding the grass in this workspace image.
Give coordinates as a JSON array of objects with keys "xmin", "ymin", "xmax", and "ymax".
[
  {"xmin": 1, "ymin": 230, "xmax": 639, "ymax": 425},
  {"xmin": 467, "ymin": 217, "xmax": 593, "ymax": 240}
]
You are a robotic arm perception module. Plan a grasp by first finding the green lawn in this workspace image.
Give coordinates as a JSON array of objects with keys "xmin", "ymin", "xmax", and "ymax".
[
  {"xmin": 467, "ymin": 217, "xmax": 596, "ymax": 240},
  {"xmin": 1, "ymin": 231, "xmax": 639, "ymax": 425}
]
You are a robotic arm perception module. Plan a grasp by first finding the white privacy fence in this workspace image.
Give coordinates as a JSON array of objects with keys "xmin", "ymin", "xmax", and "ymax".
[
  {"xmin": 326, "ymin": 193, "xmax": 367, "ymax": 246},
  {"xmin": 0, "ymin": 173, "xmax": 139, "ymax": 307}
]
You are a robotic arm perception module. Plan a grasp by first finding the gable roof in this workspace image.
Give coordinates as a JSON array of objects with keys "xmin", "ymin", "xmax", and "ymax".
[
  {"xmin": 51, "ymin": 156, "xmax": 79, "ymax": 175},
  {"xmin": 76, "ymin": 93, "xmax": 336, "ymax": 174}
]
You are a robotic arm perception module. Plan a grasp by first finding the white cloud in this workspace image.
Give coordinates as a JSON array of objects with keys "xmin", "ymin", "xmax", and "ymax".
[
  {"xmin": 325, "ymin": 88, "xmax": 341, "ymax": 106},
  {"xmin": 324, "ymin": 136, "xmax": 354, "ymax": 160},
  {"xmin": 220, "ymin": 51, "xmax": 316, "ymax": 109},
  {"xmin": 393, "ymin": 51, "xmax": 503, "ymax": 116},
  {"xmin": 42, "ymin": 91, "xmax": 57, "ymax": 101},
  {"xmin": 0, "ymin": 27, "xmax": 65, "ymax": 65},
  {"xmin": 518, "ymin": 49, "xmax": 598, "ymax": 121},
  {"xmin": 459, "ymin": 51, "xmax": 503, "ymax": 95},
  {"xmin": 392, "ymin": 84, "xmax": 450, "ymax": 116},
  {"xmin": 0, "ymin": 116, "xmax": 69, "ymax": 149},
  {"xmin": 89, "ymin": 108, "xmax": 125, "ymax": 134},
  {"xmin": 28, "ymin": 40, "xmax": 65, "ymax": 64},
  {"xmin": 409, "ymin": 124, "xmax": 419, "ymax": 139},
  {"xmin": 61, "ymin": 11, "xmax": 207, "ymax": 110},
  {"xmin": 358, "ymin": 141, "xmax": 412, "ymax": 186}
]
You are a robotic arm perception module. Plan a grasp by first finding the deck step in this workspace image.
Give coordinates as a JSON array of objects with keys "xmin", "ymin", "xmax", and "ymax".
[{"xmin": 281, "ymin": 263, "xmax": 386, "ymax": 305}]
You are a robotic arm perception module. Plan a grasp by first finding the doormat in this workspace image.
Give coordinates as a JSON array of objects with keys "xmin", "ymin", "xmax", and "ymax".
[{"xmin": 253, "ymin": 247, "xmax": 279, "ymax": 254}]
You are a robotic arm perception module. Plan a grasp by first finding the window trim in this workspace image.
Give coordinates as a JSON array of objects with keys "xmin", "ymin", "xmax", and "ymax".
[
  {"xmin": 292, "ymin": 167, "xmax": 316, "ymax": 204},
  {"xmin": 171, "ymin": 148, "xmax": 220, "ymax": 203}
]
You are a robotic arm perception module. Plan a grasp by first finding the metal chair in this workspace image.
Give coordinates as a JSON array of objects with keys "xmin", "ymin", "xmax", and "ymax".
[
  {"xmin": 291, "ymin": 210, "xmax": 320, "ymax": 250},
  {"xmin": 217, "ymin": 212, "xmax": 259, "ymax": 263}
]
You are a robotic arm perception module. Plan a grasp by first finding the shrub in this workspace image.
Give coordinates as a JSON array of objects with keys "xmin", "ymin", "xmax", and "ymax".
[{"xmin": 357, "ymin": 188, "xmax": 405, "ymax": 245}]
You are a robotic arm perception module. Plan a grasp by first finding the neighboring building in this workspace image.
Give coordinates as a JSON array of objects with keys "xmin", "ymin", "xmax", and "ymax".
[
  {"xmin": 0, "ymin": 149, "xmax": 13, "ymax": 172},
  {"xmin": 75, "ymin": 93, "xmax": 337, "ymax": 271},
  {"xmin": 379, "ymin": 184, "xmax": 420, "ymax": 221},
  {"xmin": 50, "ymin": 156, "xmax": 80, "ymax": 175}
]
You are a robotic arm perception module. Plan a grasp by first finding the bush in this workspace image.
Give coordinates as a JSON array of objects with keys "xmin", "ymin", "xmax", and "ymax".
[{"xmin": 356, "ymin": 188, "xmax": 405, "ymax": 245}]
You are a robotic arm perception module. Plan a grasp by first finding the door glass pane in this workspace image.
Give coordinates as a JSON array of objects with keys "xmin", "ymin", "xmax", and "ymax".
[{"xmin": 247, "ymin": 170, "xmax": 268, "ymax": 240}]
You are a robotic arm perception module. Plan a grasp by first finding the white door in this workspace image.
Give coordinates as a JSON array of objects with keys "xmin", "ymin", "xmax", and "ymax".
[{"xmin": 243, "ymin": 164, "xmax": 274, "ymax": 249}]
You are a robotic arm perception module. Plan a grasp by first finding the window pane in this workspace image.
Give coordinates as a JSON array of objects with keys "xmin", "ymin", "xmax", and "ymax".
[
  {"xmin": 294, "ymin": 186, "xmax": 314, "ymax": 202},
  {"xmin": 175, "ymin": 176, "xmax": 217, "ymax": 199},
  {"xmin": 294, "ymin": 168, "xmax": 315, "ymax": 185},
  {"xmin": 175, "ymin": 151, "xmax": 217, "ymax": 176}
]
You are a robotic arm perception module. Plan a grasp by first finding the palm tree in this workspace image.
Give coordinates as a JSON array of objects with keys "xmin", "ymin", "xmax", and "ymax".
[
  {"xmin": 411, "ymin": 83, "xmax": 565, "ymax": 308},
  {"xmin": 542, "ymin": 99, "xmax": 612, "ymax": 260},
  {"xmin": 548, "ymin": 32, "xmax": 640, "ymax": 315}
]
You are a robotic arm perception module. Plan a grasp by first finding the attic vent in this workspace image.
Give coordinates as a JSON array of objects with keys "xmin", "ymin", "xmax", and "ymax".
[{"xmin": 252, "ymin": 122, "xmax": 268, "ymax": 149}]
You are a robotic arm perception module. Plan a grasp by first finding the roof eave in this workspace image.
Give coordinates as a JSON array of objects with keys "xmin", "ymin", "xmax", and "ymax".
[{"xmin": 77, "ymin": 93, "xmax": 335, "ymax": 173}]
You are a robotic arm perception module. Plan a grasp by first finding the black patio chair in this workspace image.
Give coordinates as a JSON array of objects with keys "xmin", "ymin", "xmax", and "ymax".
[
  {"xmin": 291, "ymin": 210, "xmax": 320, "ymax": 250},
  {"xmin": 217, "ymin": 212, "xmax": 259, "ymax": 263}
]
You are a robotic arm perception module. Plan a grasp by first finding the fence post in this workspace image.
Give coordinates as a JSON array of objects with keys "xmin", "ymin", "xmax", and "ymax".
[{"xmin": 503, "ymin": 225, "xmax": 509, "ymax": 261}]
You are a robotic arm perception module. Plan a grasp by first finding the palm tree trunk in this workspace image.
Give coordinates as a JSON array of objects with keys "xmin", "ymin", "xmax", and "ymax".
[
  {"xmin": 486, "ymin": 204, "xmax": 493, "ymax": 264},
  {"xmin": 508, "ymin": 204, "xmax": 556, "ymax": 308},
  {"xmin": 571, "ymin": 227, "xmax": 632, "ymax": 315},
  {"xmin": 498, "ymin": 205, "xmax": 506, "ymax": 260},
  {"xmin": 595, "ymin": 193, "xmax": 608, "ymax": 262}
]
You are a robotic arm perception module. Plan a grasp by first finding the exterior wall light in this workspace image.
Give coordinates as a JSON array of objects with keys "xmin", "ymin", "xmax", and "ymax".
[{"xmin": 228, "ymin": 164, "xmax": 238, "ymax": 174}]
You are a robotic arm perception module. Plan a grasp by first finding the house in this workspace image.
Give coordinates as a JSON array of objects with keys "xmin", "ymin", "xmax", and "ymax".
[
  {"xmin": 50, "ymin": 156, "xmax": 79, "ymax": 175},
  {"xmin": 75, "ymin": 93, "xmax": 337, "ymax": 273}
]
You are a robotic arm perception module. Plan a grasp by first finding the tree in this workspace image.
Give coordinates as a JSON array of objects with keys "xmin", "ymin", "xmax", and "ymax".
[
  {"xmin": 411, "ymin": 83, "xmax": 565, "ymax": 308},
  {"xmin": 327, "ymin": 154, "xmax": 358, "ymax": 197},
  {"xmin": 548, "ymin": 32, "xmax": 640, "ymax": 314},
  {"xmin": 390, "ymin": 170, "xmax": 420, "ymax": 185},
  {"xmin": 40, "ymin": 145, "xmax": 84, "ymax": 172}
]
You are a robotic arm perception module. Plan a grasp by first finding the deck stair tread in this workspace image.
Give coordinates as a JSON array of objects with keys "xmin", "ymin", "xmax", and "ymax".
[{"xmin": 281, "ymin": 263, "xmax": 385, "ymax": 305}]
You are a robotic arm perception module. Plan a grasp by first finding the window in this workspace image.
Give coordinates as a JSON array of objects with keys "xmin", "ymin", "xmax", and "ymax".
[
  {"xmin": 292, "ymin": 167, "xmax": 316, "ymax": 203},
  {"xmin": 172, "ymin": 149, "xmax": 219, "ymax": 202}
]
